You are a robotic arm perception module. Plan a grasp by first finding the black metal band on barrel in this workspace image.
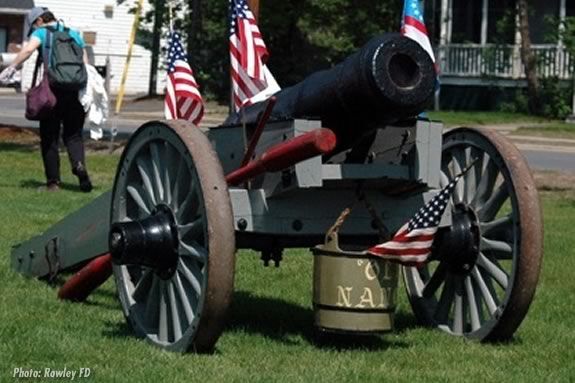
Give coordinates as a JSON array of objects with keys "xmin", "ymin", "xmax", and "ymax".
[{"xmin": 313, "ymin": 303, "xmax": 396, "ymax": 314}]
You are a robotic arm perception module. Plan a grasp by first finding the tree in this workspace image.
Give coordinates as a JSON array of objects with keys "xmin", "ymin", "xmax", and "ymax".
[
  {"xmin": 517, "ymin": 0, "xmax": 542, "ymax": 114},
  {"xmin": 120, "ymin": 0, "xmax": 404, "ymax": 101},
  {"xmin": 148, "ymin": 0, "xmax": 165, "ymax": 96}
]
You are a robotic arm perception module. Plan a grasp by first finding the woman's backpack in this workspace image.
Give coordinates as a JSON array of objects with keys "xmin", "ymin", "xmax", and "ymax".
[{"xmin": 44, "ymin": 24, "xmax": 87, "ymax": 91}]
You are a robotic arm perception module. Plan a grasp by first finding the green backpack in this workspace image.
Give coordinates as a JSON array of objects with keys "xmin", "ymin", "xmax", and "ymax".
[{"xmin": 44, "ymin": 24, "xmax": 87, "ymax": 91}]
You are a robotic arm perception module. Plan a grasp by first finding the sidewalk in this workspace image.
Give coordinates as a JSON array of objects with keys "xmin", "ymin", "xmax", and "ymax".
[{"xmin": 0, "ymin": 90, "xmax": 228, "ymax": 138}]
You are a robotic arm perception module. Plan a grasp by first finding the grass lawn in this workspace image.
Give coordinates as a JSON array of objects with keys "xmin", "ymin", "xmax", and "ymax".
[
  {"xmin": 512, "ymin": 123, "xmax": 575, "ymax": 140},
  {"xmin": 1, "ymin": 139, "xmax": 574, "ymax": 382},
  {"xmin": 426, "ymin": 111, "xmax": 553, "ymax": 127}
]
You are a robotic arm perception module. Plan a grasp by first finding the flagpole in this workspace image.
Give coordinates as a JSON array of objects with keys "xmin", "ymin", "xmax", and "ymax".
[
  {"xmin": 247, "ymin": 0, "xmax": 260, "ymax": 20},
  {"xmin": 168, "ymin": 2, "xmax": 174, "ymax": 33}
]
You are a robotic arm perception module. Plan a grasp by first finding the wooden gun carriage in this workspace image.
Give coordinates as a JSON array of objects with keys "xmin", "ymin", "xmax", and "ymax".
[{"xmin": 11, "ymin": 34, "xmax": 543, "ymax": 352}]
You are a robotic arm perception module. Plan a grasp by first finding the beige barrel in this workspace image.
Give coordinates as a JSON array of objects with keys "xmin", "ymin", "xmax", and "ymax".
[{"xmin": 312, "ymin": 235, "xmax": 398, "ymax": 334}]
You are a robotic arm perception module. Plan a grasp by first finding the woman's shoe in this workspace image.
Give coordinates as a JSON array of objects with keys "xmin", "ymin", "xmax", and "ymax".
[{"xmin": 72, "ymin": 163, "xmax": 93, "ymax": 192}]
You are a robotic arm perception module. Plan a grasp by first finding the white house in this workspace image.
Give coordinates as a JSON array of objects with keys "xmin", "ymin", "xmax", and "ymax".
[
  {"xmin": 426, "ymin": 0, "xmax": 575, "ymax": 85},
  {"xmin": 0, "ymin": 0, "xmax": 163, "ymax": 94}
]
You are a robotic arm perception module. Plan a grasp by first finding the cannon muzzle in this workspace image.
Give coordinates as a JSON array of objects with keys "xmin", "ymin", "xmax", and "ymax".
[{"xmin": 226, "ymin": 33, "xmax": 436, "ymax": 151}]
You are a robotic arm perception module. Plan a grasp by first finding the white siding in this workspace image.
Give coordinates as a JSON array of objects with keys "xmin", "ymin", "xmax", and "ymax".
[{"xmin": 21, "ymin": 0, "xmax": 166, "ymax": 95}]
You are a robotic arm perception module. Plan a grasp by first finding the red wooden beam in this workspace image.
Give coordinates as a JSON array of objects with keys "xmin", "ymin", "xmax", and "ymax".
[
  {"xmin": 58, "ymin": 254, "xmax": 113, "ymax": 302},
  {"xmin": 226, "ymin": 128, "xmax": 336, "ymax": 186}
]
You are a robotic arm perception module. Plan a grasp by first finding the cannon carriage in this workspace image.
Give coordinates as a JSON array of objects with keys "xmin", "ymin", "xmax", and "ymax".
[{"xmin": 11, "ymin": 34, "xmax": 543, "ymax": 352}]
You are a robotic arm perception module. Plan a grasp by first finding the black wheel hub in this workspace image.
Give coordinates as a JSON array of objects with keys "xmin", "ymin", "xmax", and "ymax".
[
  {"xmin": 109, "ymin": 204, "xmax": 179, "ymax": 279},
  {"xmin": 433, "ymin": 204, "xmax": 480, "ymax": 274}
]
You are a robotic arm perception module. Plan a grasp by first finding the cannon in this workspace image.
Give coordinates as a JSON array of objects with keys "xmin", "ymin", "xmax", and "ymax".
[{"xmin": 11, "ymin": 33, "xmax": 543, "ymax": 352}]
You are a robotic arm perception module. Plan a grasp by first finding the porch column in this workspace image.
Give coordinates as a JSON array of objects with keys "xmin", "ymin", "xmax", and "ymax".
[
  {"xmin": 440, "ymin": 0, "xmax": 451, "ymax": 45},
  {"xmin": 481, "ymin": 0, "xmax": 489, "ymax": 45},
  {"xmin": 512, "ymin": 4, "xmax": 522, "ymax": 78},
  {"xmin": 559, "ymin": 0, "xmax": 566, "ymax": 46}
]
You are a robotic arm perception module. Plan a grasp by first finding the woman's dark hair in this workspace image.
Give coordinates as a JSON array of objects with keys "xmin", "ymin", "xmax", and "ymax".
[{"xmin": 39, "ymin": 12, "xmax": 56, "ymax": 23}]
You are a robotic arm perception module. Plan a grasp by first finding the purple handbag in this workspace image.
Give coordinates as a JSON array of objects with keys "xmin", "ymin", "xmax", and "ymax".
[{"xmin": 25, "ymin": 51, "xmax": 56, "ymax": 121}]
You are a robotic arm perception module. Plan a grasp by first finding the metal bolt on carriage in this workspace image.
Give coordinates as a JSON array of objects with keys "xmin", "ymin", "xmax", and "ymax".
[{"xmin": 11, "ymin": 34, "xmax": 543, "ymax": 352}]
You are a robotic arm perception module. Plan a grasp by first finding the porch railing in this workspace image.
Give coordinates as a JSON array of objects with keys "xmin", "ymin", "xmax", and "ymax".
[{"xmin": 437, "ymin": 44, "xmax": 574, "ymax": 80}]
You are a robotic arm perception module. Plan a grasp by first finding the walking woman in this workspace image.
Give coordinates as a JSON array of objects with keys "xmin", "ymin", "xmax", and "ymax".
[{"xmin": 0, "ymin": 7, "xmax": 92, "ymax": 192}]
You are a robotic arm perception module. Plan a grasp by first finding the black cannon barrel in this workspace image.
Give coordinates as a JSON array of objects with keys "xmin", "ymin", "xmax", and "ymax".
[{"xmin": 226, "ymin": 33, "xmax": 436, "ymax": 150}]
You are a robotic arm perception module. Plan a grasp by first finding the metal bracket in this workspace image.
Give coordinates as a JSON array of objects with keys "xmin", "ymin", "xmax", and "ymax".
[{"xmin": 44, "ymin": 237, "xmax": 60, "ymax": 282}]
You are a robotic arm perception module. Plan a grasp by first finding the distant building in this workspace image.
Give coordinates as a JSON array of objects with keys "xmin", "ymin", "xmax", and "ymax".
[
  {"xmin": 425, "ymin": 0, "xmax": 575, "ymax": 109},
  {"xmin": 0, "ymin": 0, "xmax": 163, "ymax": 95}
]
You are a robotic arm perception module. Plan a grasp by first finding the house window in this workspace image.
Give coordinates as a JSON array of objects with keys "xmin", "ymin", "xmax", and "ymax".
[
  {"xmin": 567, "ymin": 2, "xmax": 575, "ymax": 17},
  {"xmin": 451, "ymin": 0, "xmax": 482, "ymax": 43},
  {"xmin": 424, "ymin": 0, "xmax": 441, "ymax": 45},
  {"xmin": 0, "ymin": 27, "xmax": 7, "ymax": 53},
  {"xmin": 488, "ymin": 0, "xmax": 516, "ymax": 44},
  {"xmin": 529, "ymin": 0, "xmax": 559, "ymax": 44}
]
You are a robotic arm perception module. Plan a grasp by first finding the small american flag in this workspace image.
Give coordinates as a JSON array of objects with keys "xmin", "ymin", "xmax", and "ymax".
[
  {"xmin": 164, "ymin": 32, "xmax": 204, "ymax": 125},
  {"xmin": 368, "ymin": 173, "xmax": 464, "ymax": 267},
  {"xmin": 229, "ymin": 0, "xmax": 269, "ymax": 111},
  {"xmin": 401, "ymin": 0, "xmax": 436, "ymax": 63}
]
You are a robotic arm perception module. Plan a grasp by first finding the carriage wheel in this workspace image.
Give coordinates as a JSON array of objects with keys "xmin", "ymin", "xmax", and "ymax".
[
  {"xmin": 403, "ymin": 127, "xmax": 543, "ymax": 341},
  {"xmin": 110, "ymin": 120, "xmax": 235, "ymax": 352}
]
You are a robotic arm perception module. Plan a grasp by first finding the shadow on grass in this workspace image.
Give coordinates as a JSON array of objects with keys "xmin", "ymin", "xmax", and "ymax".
[
  {"xmin": 227, "ymin": 290, "xmax": 409, "ymax": 351},
  {"xmin": 393, "ymin": 309, "xmax": 421, "ymax": 334},
  {"xmin": 102, "ymin": 320, "xmax": 135, "ymax": 339},
  {"xmin": 0, "ymin": 142, "xmax": 38, "ymax": 152},
  {"xmin": 20, "ymin": 178, "xmax": 84, "ymax": 192}
]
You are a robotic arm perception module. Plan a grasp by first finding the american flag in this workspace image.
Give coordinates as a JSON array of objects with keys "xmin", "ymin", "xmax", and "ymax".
[
  {"xmin": 229, "ymin": 0, "xmax": 269, "ymax": 111},
  {"xmin": 367, "ymin": 173, "xmax": 464, "ymax": 267},
  {"xmin": 164, "ymin": 32, "xmax": 204, "ymax": 125},
  {"xmin": 401, "ymin": 0, "xmax": 436, "ymax": 63}
]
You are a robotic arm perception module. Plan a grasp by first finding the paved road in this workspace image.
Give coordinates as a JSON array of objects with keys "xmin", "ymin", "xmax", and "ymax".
[
  {"xmin": 2, "ymin": 92, "xmax": 575, "ymax": 172},
  {"xmin": 523, "ymin": 150, "xmax": 575, "ymax": 172}
]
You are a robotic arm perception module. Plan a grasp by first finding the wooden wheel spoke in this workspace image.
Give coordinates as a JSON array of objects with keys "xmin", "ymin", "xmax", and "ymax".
[
  {"xmin": 478, "ymin": 183, "xmax": 509, "ymax": 222},
  {"xmin": 174, "ymin": 272, "xmax": 195, "ymax": 324},
  {"xmin": 471, "ymin": 158, "xmax": 498, "ymax": 208},
  {"xmin": 477, "ymin": 252, "xmax": 509, "ymax": 289},
  {"xmin": 451, "ymin": 150, "xmax": 466, "ymax": 203},
  {"xmin": 464, "ymin": 275, "xmax": 481, "ymax": 331},
  {"xmin": 171, "ymin": 160, "xmax": 185, "ymax": 210},
  {"xmin": 179, "ymin": 240, "xmax": 208, "ymax": 265},
  {"xmin": 178, "ymin": 217, "xmax": 205, "ymax": 240},
  {"xmin": 178, "ymin": 258, "xmax": 203, "ymax": 297},
  {"xmin": 132, "ymin": 269, "xmax": 153, "ymax": 303},
  {"xmin": 480, "ymin": 215, "xmax": 512, "ymax": 239},
  {"xmin": 422, "ymin": 262, "xmax": 447, "ymax": 298},
  {"xmin": 163, "ymin": 143, "xmax": 177, "ymax": 205},
  {"xmin": 144, "ymin": 277, "xmax": 160, "ymax": 328},
  {"xmin": 167, "ymin": 281, "xmax": 183, "ymax": 341},
  {"xmin": 150, "ymin": 142, "xmax": 165, "ymax": 202},
  {"xmin": 471, "ymin": 266, "xmax": 498, "ymax": 316},
  {"xmin": 127, "ymin": 185, "xmax": 151, "ymax": 215},
  {"xmin": 177, "ymin": 185, "xmax": 200, "ymax": 222},
  {"xmin": 434, "ymin": 273, "xmax": 455, "ymax": 324},
  {"xmin": 453, "ymin": 276, "xmax": 465, "ymax": 335},
  {"xmin": 158, "ymin": 282, "xmax": 169, "ymax": 342},
  {"xmin": 480, "ymin": 237, "xmax": 513, "ymax": 259},
  {"xmin": 136, "ymin": 156, "xmax": 157, "ymax": 206}
]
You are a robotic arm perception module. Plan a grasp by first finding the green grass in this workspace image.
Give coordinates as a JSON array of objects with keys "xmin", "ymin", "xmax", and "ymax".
[
  {"xmin": 1, "ymin": 142, "xmax": 574, "ymax": 382},
  {"xmin": 427, "ymin": 111, "xmax": 553, "ymax": 127}
]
